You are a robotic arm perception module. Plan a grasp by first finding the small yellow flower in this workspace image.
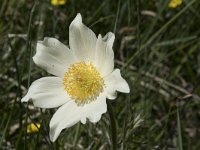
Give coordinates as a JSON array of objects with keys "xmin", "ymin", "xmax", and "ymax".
[
  {"xmin": 51, "ymin": 0, "xmax": 66, "ymax": 6},
  {"xmin": 27, "ymin": 123, "xmax": 41, "ymax": 134},
  {"xmin": 168, "ymin": 0, "xmax": 182, "ymax": 8}
]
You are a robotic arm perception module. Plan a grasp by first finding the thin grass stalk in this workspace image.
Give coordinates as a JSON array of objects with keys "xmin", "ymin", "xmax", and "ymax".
[
  {"xmin": 122, "ymin": 0, "xmax": 197, "ymax": 70},
  {"xmin": 107, "ymin": 101, "xmax": 117, "ymax": 150},
  {"xmin": 24, "ymin": 0, "xmax": 38, "ymax": 149},
  {"xmin": 114, "ymin": 0, "xmax": 121, "ymax": 34},
  {"xmin": 177, "ymin": 106, "xmax": 183, "ymax": 150}
]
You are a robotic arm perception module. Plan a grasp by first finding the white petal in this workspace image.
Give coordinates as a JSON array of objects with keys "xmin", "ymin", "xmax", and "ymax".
[
  {"xmin": 49, "ymin": 93, "xmax": 107, "ymax": 142},
  {"xmin": 49, "ymin": 101, "xmax": 81, "ymax": 142},
  {"xmin": 69, "ymin": 13, "xmax": 97, "ymax": 62},
  {"xmin": 21, "ymin": 77, "xmax": 70, "ymax": 108},
  {"xmin": 33, "ymin": 38, "xmax": 76, "ymax": 78},
  {"xmin": 82, "ymin": 93, "xmax": 107, "ymax": 123},
  {"xmin": 104, "ymin": 69, "xmax": 130, "ymax": 100},
  {"xmin": 95, "ymin": 32, "xmax": 115, "ymax": 77},
  {"xmin": 105, "ymin": 89, "xmax": 117, "ymax": 100}
]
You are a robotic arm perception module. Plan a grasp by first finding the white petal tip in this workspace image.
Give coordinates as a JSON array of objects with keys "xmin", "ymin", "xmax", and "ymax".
[
  {"xmin": 106, "ymin": 91, "xmax": 117, "ymax": 100},
  {"xmin": 50, "ymin": 135, "xmax": 56, "ymax": 142},
  {"xmin": 72, "ymin": 13, "xmax": 82, "ymax": 26},
  {"xmin": 76, "ymin": 13, "xmax": 81, "ymax": 19},
  {"xmin": 98, "ymin": 34, "xmax": 102, "ymax": 39},
  {"xmin": 89, "ymin": 114, "xmax": 102, "ymax": 123},
  {"xmin": 21, "ymin": 95, "xmax": 30, "ymax": 103},
  {"xmin": 81, "ymin": 118, "xmax": 86, "ymax": 124},
  {"xmin": 120, "ymin": 81, "xmax": 130, "ymax": 93},
  {"xmin": 49, "ymin": 127, "xmax": 59, "ymax": 142},
  {"xmin": 125, "ymin": 87, "xmax": 130, "ymax": 93},
  {"xmin": 32, "ymin": 55, "xmax": 36, "ymax": 62},
  {"xmin": 103, "ymin": 32, "xmax": 115, "ymax": 44},
  {"xmin": 50, "ymin": 136, "xmax": 56, "ymax": 142}
]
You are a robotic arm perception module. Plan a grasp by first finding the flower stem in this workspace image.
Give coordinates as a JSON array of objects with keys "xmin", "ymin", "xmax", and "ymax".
[
  {"xmin": 107, "ymin": 101, "xmax": 117, "ymax": 150},
  {"xmin": 73, "ymin": 123, "xmax": 80, "ymax": 147}
]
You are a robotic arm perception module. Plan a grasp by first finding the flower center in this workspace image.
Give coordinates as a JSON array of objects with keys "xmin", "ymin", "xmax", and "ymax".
[{"xmin": 63, "ymin": 61, "xmax": 104, "ymax": 106}]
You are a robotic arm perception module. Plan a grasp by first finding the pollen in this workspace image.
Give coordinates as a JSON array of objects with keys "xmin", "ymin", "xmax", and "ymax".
[{"xmin": 63, "ymin": 61, "xmax": 104, "ymax": 106}]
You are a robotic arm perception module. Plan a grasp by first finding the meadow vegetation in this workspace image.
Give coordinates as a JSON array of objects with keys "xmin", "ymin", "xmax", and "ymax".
[{"xmin": 0, "ymin": 0, "xmax": 200, "ymax": 149}]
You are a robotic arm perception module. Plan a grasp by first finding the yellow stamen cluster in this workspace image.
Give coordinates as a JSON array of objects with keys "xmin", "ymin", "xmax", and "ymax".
[
  {"xmin": 63, "ymin": 61, "xmax": 104, "ymax": 106},
  {"xmin": 168, "ymin": 0, "xmax": 182, "ymax": 8}
]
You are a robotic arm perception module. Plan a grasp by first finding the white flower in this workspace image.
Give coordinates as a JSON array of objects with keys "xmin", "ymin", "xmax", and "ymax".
[{"xmin": 21, "ymin": 13, "xmax": 130, "ymax": 142}]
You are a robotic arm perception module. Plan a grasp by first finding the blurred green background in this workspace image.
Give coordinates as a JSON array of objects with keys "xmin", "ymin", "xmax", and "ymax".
[{"xmin": 0, "ymin": 0, "xmax": 200, "ymax": 149}]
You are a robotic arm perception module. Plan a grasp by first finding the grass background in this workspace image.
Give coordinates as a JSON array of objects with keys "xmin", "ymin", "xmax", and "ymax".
[{"xmin": 0, "ymin": 0, "xmax": 200, "ymax": 149}]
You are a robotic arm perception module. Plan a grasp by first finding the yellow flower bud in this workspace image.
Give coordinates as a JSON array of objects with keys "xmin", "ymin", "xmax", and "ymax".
[
  {"xmin": 51, "ymin": 0, "xmax": 66, "ymax": 6},
  {"xmin": 27, "ymin": 123, "xmax": 41, "ymax": 134},
  {"xmin": 168, "ymin": 0, "xmax": 182, "ymax": 8}
]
